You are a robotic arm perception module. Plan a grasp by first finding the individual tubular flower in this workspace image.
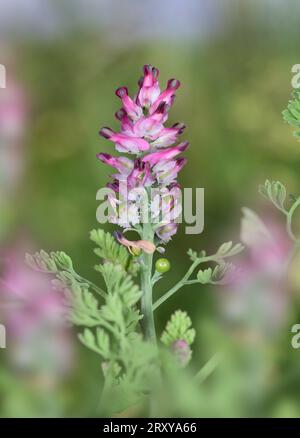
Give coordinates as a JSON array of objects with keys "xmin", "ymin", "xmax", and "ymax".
[
  {"xmin": 151, "ymin": 184, "xmax": 182, "ymax": 226},
  {"xmin": 99, "ymin": 127, "xmax": 149, "ymax": 154},
  {"xmin": 97, "ymin": 65, "xmax": 188, "ymax": 245},
  {"xmin": 156, "ymin": 222, "xmax": 178, "ymax": 243},
  {"xmin": 142, "ymin": 141, "xmax": 189, "ymax": 166},
  {"xmin": 153, "ymin": 157, "xmax": 187, "ymax": 186},
  {"xmin": 127, "ymin": 159, "xmax": 153, "ymax": 189},
  {"xmin": 149, "ymin": 78, "xmax": 181, "ymax": 114},
  {"xmin": 114, "ymin": 231, "xmax": 156, "ymax": 255},
  {"xmin": 150, "ymin": 123, "xmax": 186, "ymax": 148},
  {"xmin": 96, "ymin": 153, "xmax": 133, "ymax": 175},
  {"xmin": 136, "ymin": 64, "xmax": 160, "ymax": 108},
  {"xmin": 115, "ymin": 87, "xmax": 143, "ymax": 121}
]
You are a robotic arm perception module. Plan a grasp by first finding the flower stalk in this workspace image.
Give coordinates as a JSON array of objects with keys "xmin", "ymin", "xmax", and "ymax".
[{"xmin": 140, "ymin": 223, "xmax": 156, "ymax": 343}]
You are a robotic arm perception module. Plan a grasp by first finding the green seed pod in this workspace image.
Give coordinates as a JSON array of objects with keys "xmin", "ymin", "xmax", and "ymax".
[{"xmin": 155, "ymin": 258, "xmax": 171, "ymax": 273}]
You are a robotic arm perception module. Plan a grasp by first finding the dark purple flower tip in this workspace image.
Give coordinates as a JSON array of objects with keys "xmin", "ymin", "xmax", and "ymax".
[
  {"xmin": 115, "ymin": 86, "xmax": 128, "ymax": 98},
  {"xmin": 169, "ymin": 182, "xmax": 181, "ymax": 190},
  {"xmin": 99, "ymin": 127, "xmax": 113, "ymax": 139},
  {"xmin": 96, "ymin": 152, "xmax": 111, "ymax": 161},
  {"xmin": 143, "ymin": 64, "xmax": 160, "ymax": 78},
  {"xmin": 178, "ymin": 141, "xmax": 189, "ymax": 152},
  {"xmin": 176, "ymin": 157, "xmax": 187, "ymax": 168},
  {"xmin": 134, "ymin": 158, "xmax": 145, "ymax": 170},
  {"xmin": 152, "ymin": 67, "xmax": 159, "ymax": 78},
  {"xmin": 137, "ymin": 76, "xmax": 144, "ymax": 87},
  {"xmin": 107, "ymin": 181, "xmax": 119, "ymax": 193},
  {"xmin": 115, "ymin": 108, "xmax": 126, "ymax": 120},
  {"xmin": 167, "ymin": 79, "xmax": 180, "ymax": 90},
  {"xmin": 173, "ymin": 122, "xmax": 186, "ymax": 134},
  {"xmin": 113, "ymin": 230, "xmax": 123, "ymax": 241},
  {"xmin": 155, "ymin": 101, "xmax": 169, "ymax": 114},
  {"xmin": 143, "ymin": 64, "xmax": 152, "ymax": 75},
  {"xmin": 169, "ymin": 96, "xmax": 176, "ymax": 107}
]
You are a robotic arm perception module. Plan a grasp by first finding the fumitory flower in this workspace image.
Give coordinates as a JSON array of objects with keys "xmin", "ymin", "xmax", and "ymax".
[
  {"xmin": 97, "ymin": 64, "xmax": 188, "ymax": 246},
  {"xmin": 114, "ymin": 231, "xmax": 156, "ymax": 255}
]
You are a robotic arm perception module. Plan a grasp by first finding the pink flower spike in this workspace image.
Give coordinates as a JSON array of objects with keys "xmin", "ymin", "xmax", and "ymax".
[
  {"xmin": 97, "ymin": 66, "xmax": 188, "ymax": 243},
  {"xmin": 99, "ymin": 127, "xmax": 150, "ymax": 153},
  {"xmin": 142, "ymin": 141, "xmax": 189, "ymax": 165},
  {"xmin": 150, "ymin": 78, "xmax": 181, "ymax": 114},
  {"xmin": 114, "ymin": 231, "xmax": 156, "ymax": 255},
  {"xmin": 115, "ymin": 87, "xmax": 143, "ymax": 121}
]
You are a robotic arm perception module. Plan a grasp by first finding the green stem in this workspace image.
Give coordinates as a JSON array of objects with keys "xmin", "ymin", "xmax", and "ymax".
[
  {"xmin": 195, "ymin": 352, "xmax": 222, "ymax": 384},
  {"xmin": 73, "ymin": 273, "xmax": 106, "ymax": 298},
  {"xmin": 140, "ymin": 223, "xmax": 156, "ymax": 343},
  {"xmin": 286, "ymin": 196, "xmax": 300, "ymax": 240}
]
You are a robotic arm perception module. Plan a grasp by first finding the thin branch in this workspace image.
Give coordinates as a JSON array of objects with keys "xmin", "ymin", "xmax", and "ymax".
[
  {"xmin": 153, "ymin": 255, "xmax": 223, "ymax": 311},
  {"xmin": 195, "ymin": 352, "xmax": 222, "ymax": 384}
]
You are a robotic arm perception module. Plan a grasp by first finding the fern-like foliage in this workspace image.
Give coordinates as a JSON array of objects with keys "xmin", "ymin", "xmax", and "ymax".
[
  {"xmin": 90, "ymin": 229, "xmax": 129, "ymax": 268},
  {"xmin": 26, "ymin": 250, "xmax": 142, "ymax": 354},
  {"xmin": 216, "ymin": 241, "xmax": 244, "ymax": 258},
  {"xmin": 26, "ymin": 246, "xmax": 152, "ymax": 410},
  {"xmin": 282, "ymin": 89, "xmax": 300, "ymax": 140},
  {"xmin": 187, "ymin": 241, "xmax": 243, "ymax": 264},
  {"xmin": 26, "ymin": 250, "xmax": 106, "ymax": 297},
  {"xmin": 91, "ymin": 229, "xmax": 141, "ymax": 277},
  {"xmin": 197, "ymin": 262, "xmax": 234, "ymax": 285},
  {"xmin": 258, "ymin": 180, "xmax": 287, "ymax": 214},
  {"xmin": 185, "ymin": 242, "xmax": 242, "ymax": 287},
  {"xmin": 161, "ymin": 310, "xmax": 195, "ymax": 347}
]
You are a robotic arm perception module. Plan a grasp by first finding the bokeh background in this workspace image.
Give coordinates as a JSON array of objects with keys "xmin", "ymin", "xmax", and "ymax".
[{"xmin": 1, "ymin": 0, "xmax": 300, "ymax": 417}]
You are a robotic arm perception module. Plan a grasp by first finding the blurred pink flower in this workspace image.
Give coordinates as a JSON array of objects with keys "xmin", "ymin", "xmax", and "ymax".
[
  {"xmin": 240, "ymin": 208, "xmax": 290, "ymax": 275},
  {"xmin": 220, "ymin": 208, "xmax": 292, "ymax": 338},
  {"xmin": 0, "ymin": 79, "xmax": 27, "ymax": 140},
  {"xmin": 0, "ymin": 74, "xmax": 28, "ymax": 196},
  {"xmin": 0, "ymin": 242, "xmax": 74, "ymax": 377}
]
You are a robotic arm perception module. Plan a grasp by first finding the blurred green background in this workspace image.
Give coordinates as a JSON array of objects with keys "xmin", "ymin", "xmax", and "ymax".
[{"xmin": 1, "ymin": 0, "xmax": 300, "ymax": 417}]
